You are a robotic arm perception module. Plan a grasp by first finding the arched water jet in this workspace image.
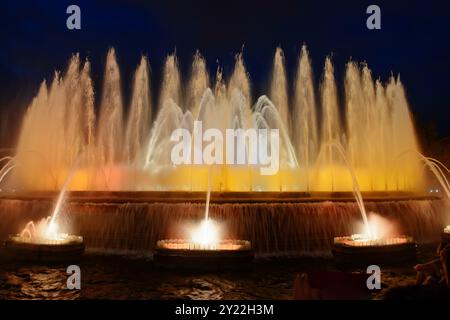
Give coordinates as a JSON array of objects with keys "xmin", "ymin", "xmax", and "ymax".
[
  {"xmin": 321, "ymin": 141, "xmax": 370, "ymax": 235},
  {"xmin": 144, "ymin": 99, "xmax": 191, "ymax": 172},
  {"xmin": 0, "ymin": 157, "xmax": 16, "ymax": 179},
  {"xmin": 3, "ymin": 165, "xmax": 85, "ymax": 262},
  {"xmin": 327, "ymin": 141, "xmax": 419, "ymax": 266},
  {"xmin": 0, "ymin": 157, "xmax": 17, "ymax": 188},
  {"xmin": 254, "ymin": 96, "xmax": 298, "ymax": 170},
  {"xmin": 47, "ymin": 166, "xmax": 79, "ymax": 236},
  {"xmin": 0, "ymin": 163, "xmax": 18, "ymax": 187},
  {"xmin": 396, "ymin": 150, "xmax": 450, "ymax": 202},
  {"xmin": 0, "ymin": 156, "xmax": 13, "ymax": 165}
]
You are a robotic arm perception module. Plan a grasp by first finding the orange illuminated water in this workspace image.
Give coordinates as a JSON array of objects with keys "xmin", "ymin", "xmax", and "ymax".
[{"xmin": 3, "ymin": 46, "xmax": 423, "ymax": 192}]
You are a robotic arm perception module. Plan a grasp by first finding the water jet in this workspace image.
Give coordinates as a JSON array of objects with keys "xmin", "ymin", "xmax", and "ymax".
[
  {"xmin": 154, "ymin": 170, "xmax": 254, "ymax": 269},
  {"xmin": 326, "ymin": 142, "xmax": 418, "ymax": 267},
  {"xmin": 3, "ymin": 218, "xmax": 84, "ymax": 263},
  {"xmin": 2, "ymin": 169, "xmax": 85, "ymax": 263}
]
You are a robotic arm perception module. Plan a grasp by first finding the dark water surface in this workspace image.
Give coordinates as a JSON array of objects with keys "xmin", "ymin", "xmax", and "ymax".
[{"xmin": 0, "ymin": 246, "xmax": 438, "ymax": 300}]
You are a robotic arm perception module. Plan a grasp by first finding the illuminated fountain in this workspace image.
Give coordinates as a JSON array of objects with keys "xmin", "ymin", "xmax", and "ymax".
[
  {"xmin": 4, "ymin": 217, "xmax": 84, "ymax": 262},
  {"xmin": 3, "ymin": 170, "xmax": 85, "ymax": 262},
  {"xmin": 3, "ymin": 46, "xmax": 424, "ymax": 192},
  {"xmin": 332, "ymin": 214, "xmax": 418, "ymax": 267},
  {"xmin": 154, "ymin": 223, "xmax": 253, "ymax": 270},
  {"xmin": 0, "ymin": 45, "xmax": 445, "ymax": 258},
  {"xmin": 154, "ymin": 170, "xmax": 254, "ymax": 269},
  {"xmin": 328, "ymin": 142, "xmax": 418, "ymax": 267}
]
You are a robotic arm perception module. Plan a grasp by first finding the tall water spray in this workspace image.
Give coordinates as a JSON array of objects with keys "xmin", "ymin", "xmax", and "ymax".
[
  {"xmin": 124, "ymin": 56, "xmax": 151, "ymax": 164},
  {"xmin": 293, "ymin": 45, "xmax": 318, "ymax": 189},
  {"xmin": 270, "ymin": 47, "xmax": 289, "ymax": 133},
  {"xmin": 345, "ymin": 62, "xmax": 393, "ymax": 191},
  {"xmin": 320, "ymin": 57, "xmax": 342, "ymax": 164},
  {"xmin": 97, "ymin": 48, "xmax": 124, "ymax": 166},
  {"xmin": 9, "ymin": 47, "xmax": 424, "ymax": 192},
  {"xmin": 160, "ymin": 54, "xmax": 182, "ymax": 110},
  {"xmin": 228, "ymin": 53, "xmax": 252, "ymax": 129},
  {"xmin": 188, "ymin": 51, "xmax": 210, "ymax": 119},
  {"xmin": 386, "ymin": 76, "xmax": 422, "ymax": 190},
  {"xmin": 14, "ymin": 54, "xmax": 95, "ymax": 190}
]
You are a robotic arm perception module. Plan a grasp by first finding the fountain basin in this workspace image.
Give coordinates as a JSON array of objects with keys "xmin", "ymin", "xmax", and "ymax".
[
  {"xmin": 2, "ymin": 234, "xmax": 85, "ymax": 263},
  {"xmin": 332, "ymin": 235, "xmax": 417, "ymax": 267},
  {"xmin": 154, "ymin": 239, "xmax": 254, "ymax": 270}
]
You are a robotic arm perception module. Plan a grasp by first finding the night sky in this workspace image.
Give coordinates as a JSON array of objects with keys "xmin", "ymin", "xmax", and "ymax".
[{"xmin": 1, "ymin": 0, "xmax": 450, "ymax": 147}]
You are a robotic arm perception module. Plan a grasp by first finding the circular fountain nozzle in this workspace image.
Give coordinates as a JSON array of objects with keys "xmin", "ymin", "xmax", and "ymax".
[
  {"xmin": 332, "ymin": 235, "xmax": 417, "ymax": 268},
  {"xmin": 3, "ymin": 234, "xmax": 85, "ymax": 263},
  {"xmin": 154, "ymin": 239, "xmax": 254, "ymax": 270}
]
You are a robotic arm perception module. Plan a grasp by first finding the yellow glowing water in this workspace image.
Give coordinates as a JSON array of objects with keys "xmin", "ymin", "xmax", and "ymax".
[{"xmin": 8, "ymin": 46, "xmax": 424, "ymax": 192}]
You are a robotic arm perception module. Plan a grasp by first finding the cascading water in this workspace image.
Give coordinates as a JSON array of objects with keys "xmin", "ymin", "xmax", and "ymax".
[{"xmin": 0, "ymin": 198, "xmax": 445, "ymax": 255}]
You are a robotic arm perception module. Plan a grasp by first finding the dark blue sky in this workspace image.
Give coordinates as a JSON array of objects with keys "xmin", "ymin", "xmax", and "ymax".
[{"xmin": 1, "ymin": 0, "xmax": 450, "ymax": 146}]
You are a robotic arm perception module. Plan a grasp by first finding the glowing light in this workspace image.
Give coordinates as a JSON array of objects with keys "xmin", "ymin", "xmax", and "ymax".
[
  {"xmin": 156, "ymin": 239, "xmax": 251, "ymax": 251},
  {"xmin": 334, "ymin": 235, "xmax": 413, "ymax": 247},
  {"xmin": 190, "ymin": 219, "xmax": 220, "ymax": 249},
  {"xmin": 354, "ymin": 212, "xmax": 399, "ymax": 240},
  {"xmin": 445, "ymin": 225, "xmax": 450, "ymax": 234},
  {"xmin": 15, "ymin": 216, "xmax": 80, "ymax": 245},
  {"xmin": 156, "ymin": 219, "xmax": 253, "ymax": 252},
  {"xmin": 45, "ymin": 221, "xmax": 59, "ymax": 240},
  {"xmin": 334, "ymin": 212, "xmax": 412, "ymax": 247},
  {"xmin": 10, "ymin": 233, "xmax": 82, "ymax": 246}
]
